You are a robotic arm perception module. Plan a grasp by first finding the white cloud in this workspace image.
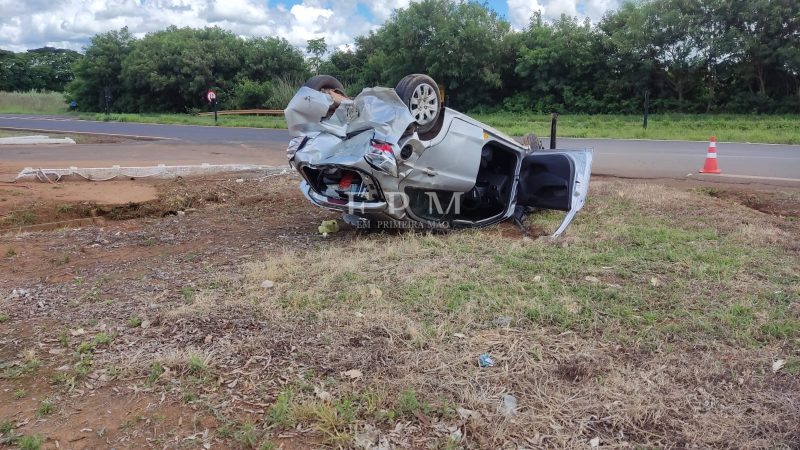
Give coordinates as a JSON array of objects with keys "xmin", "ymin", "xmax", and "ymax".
[
  {"xmin": 507, "ymin": 0, "xmax": 618, "ymax": 29},
  {"xmin": 507, "ymin": 0, "xmax": 546, "ymax": 29},
  {"xmin": 0, "ymin": 0, "xmax": 386, "ymax": 52},
  {"xmin": 0, "ymin": 0, "xmax": 619, "ymax": 53}
]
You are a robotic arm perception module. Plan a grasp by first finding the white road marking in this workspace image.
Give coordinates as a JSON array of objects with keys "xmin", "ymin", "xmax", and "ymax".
[{"xmin": 0, "ymin": 126, "xmax": 175, "ymax": 141}]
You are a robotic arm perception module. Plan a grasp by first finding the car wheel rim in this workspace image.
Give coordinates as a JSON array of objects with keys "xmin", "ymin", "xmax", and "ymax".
[{"xmin": 410, "ymin": 83, "xmax": 438, "ymax": 125}]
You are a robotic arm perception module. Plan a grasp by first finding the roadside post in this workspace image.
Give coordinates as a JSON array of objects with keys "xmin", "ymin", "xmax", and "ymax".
[
  {"xmin": 643, "ymin": 90, "xmax": 649, "ymax": 130},
  {"xmin": 207, "ymin": 90, "xmax": 218, "ymax": 125},
  {"xmin": 550, "ymin": 112, "xmax": 558, "ymax": 149}
]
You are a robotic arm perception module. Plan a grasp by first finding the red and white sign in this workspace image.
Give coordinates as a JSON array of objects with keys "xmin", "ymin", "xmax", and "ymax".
[{"xmin": 206, "ymin": 90, "xmax": 217, "ymax": 102}]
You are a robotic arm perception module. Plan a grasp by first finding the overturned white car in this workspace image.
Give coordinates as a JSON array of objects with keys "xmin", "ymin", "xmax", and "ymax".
[{"xmin": 285, "ymin": 74, "xmax": 592, "ymax": 235}]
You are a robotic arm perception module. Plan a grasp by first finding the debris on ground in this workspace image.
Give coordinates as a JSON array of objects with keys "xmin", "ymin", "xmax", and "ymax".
[{"xmin": 478, "ymin": 354, "xmax": 495, "ymax": 367}]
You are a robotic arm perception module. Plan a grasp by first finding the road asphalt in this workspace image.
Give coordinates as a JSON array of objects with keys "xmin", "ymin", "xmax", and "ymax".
[{"xmin": 1, "ymin": 114, "xmax": 798, "ymax": 187}]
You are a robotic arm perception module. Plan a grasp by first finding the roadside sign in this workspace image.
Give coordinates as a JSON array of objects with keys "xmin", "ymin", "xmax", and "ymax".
[{"xmin": 207, "ymin": 90, "xmax": 217, "ymax": 102}]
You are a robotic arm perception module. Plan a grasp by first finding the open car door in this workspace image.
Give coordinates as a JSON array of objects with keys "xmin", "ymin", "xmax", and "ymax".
[{"xmin": 516, "ymin": 149, "xmax": 593, "ymax": 236}]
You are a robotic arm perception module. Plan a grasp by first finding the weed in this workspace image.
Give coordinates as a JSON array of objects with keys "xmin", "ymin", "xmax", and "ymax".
[
  {"xmin": 259, "ymin": 441, "xmax": 278, "ymax": 450},
  {"xmin": 394, "ymin": 390, "xmax": 427, "ymax": 419},
  {"xmin": 266, "ymin": 390, "xmax": 294, "ymax": 428},
  {"xmin": 234, "ymin": 422, "xmax": 259, "ymax": 449},
  {"xmin": 127, "ymin": 315, "xmax": 142, "ymax": 327},
  {"xmin": 783, "ymin": 357, "xmax": 800, "ymax": 375},
  {"xmin": 187, "ymin": 354, "xmax": 205, "ymax": 374},
  {"xmin": 1, "ymin": 358, "xmax": 40, "ymax": 379},
  {"xmin": 14, "ymin": 389, "xmax": 26, "ymax": 399},
  {"xmin": 0, "ymin": 314, "xmax": 8, "ymax": 323},
  {"xmin": 55, "ymin": 203, "xmax": 74, "ymax": 214},
  {"xmin": 0, "ymin": 420, "xmax": 13, "ymax": 434},
  {"xmin": 75, "ymin": 341, "xmax": 94, "ymax": 354},
  {"xmin": 181, "ymin": 286, "xmax": 196, "ymax": 302},
  {"xmin": 17, "ymin": 434, "xmax": 45, "ymax": 450},
  {"xmin": 147, "ymin": 362, "xmax": 165, "ymax": 385},
  {"xmin": 5, "ymin": 247, "xmax": 16, "ymax": 257},
  {"xmin": 181, "ymin": 390, "xmax": 198, "ymax": 403},
  {"xmin": 57, "ymin": 332, "xmax": 69, "ymax": 347},
  {"xmin": 74, "ymin": 354, "xmax": 93, "ymax": 377},
  {"xmin": 36, "ymin": 399, "xmax": 54, "ymax": 418},
  {"xmin": 92, "ymin": 332, "xmax": 111, "ymax": 347},
  {"xmin": 3, "ymin": 211, "xmax": 36, "ymax": 226}
]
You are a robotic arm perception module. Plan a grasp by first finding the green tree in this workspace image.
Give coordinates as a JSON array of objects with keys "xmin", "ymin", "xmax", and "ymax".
[
  {"xmin": 306, "ymin": 38, "xmax": 327, "ymax": 75},
  {"xmin": 241, "ymin": 37, "xmax": 307, "ymax": 82},
  {"xmin": 120, "ymin": 26, "xmax": 244, "ymax": 112},
  {"xmin": 354, "ymin": 0, "xmax": 512, "ymax": 109},
  {"xmin": 67, "ymin": 28, "xmax": 135, "ymax": 111}
]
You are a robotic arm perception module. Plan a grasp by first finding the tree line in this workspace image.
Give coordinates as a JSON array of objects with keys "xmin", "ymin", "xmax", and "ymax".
[
  {"xmin": 0, "ymin": 47, "xmax": 81, "ymax": 92},
  {"xmin": 2, "ymin": 0, "xmax": 798, "ymax": 114}
]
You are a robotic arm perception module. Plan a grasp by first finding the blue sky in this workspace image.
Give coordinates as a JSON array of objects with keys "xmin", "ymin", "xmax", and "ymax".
[{"xmin": 0, "ymin": 0, "xmax": 619, "ymax": 52}]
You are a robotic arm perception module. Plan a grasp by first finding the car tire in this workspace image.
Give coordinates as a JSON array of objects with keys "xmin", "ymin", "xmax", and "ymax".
[
  {"xmin": 303, "ymin": 75, "xmax": 345, "ymax": 94},
  {"xmin": 395, "ymin": 74, "xmax": 442, "ymax": 137}
]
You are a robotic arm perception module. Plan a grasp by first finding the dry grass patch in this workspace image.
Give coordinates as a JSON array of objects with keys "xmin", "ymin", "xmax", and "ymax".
[{"xmin": 202, "ymin": 180, "xmax": 800, "ymax": 447}]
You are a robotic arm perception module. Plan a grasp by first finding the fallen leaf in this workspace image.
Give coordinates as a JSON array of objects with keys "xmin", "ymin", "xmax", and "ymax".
[
  {"xmin": 453, "ymin": 333, "xmax": 466, "ymax": 339},
  {"xmin": 590, "ymin": 436, "xmax": 600, "ymax": 448},
  {"xmin": 70, "ymin": 328, "xmax": 86, "ymax": 336},
  {"xmin": 584, "ymin": 276, "xmax": 600, "ymax": 283},
  {"xmin": 649, "ymin": 277, "xmax": 662, "ymax": 287},
  {"xmin": 773, "ymin": 359, "xmax": 786, "ymax": 373}
]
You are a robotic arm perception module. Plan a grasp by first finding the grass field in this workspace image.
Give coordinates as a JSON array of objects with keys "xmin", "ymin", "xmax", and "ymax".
[
  {"xmin": 471, "ymin": 112, "xmax": 800, "ymax": 144},
  {"xmin": 3, "ymin": 91, "xmax": 800, "ymax": 143},
  {"xmin": 0, "ymin": 91, "xmax": 67, "ymax": 114},
  {"xmin": 84, "ymin": 111, "xmax": 800, "ymax": 144}
]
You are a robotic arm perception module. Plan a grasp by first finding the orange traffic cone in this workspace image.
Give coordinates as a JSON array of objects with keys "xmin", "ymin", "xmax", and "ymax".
[{"xmin": 699, "ymin": 136, "xmax": 721, "ymax": 174}]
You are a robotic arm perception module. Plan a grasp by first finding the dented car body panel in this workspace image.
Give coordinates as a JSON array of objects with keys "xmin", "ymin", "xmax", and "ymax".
[{"xmin": 285, "ymin": 82, "xmax": 593, "ymax": 235}]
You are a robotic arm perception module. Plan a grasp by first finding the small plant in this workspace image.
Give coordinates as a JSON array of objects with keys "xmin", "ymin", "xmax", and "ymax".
[
  {"xmin": 181, "ymin": 286, "xmax": 196, "ymax": 302},
  {"xmin": 74, "ymin": 354, "xmax": 93, "ymax": 377},
  {"xmin": 0, "ymin": 419, "xmax": 14, "ymax": 434},
  {"xmin": 127, "ymin": 315, "xmax": 142, "ymax": 328},
  {"xmin": 4, "ymin": 210, "xmax": 36, "ymax": 226},
  {"xmin": 56, "ymin": 203, "xmax": 74, "ymax": 214},
  {"xmin": 18, "ymin": 434, "xmax": 45, "ymax": 450},
  {"xmin": 4, "ymin": 247, "xmax": 16, "ymax": 258},
  {"xmin": 266, "ymin": 390, "xmax": 294, "ymax": 428},
  {"xmin": 0, "ymin": 314, "xmax": 9, "ymax": 323},
  {"xmin": 14, "ymin": 388, "xmax": 26, "ymax": 399},
  {"xmin": 92, "ymin": 332, "xmax": 111, "ymax": 347},
  {"xmin": 57, "ymin": 332, "xmax": 69, "ymax": 347},
  {"xmin": 259, "ymin": 441, "xmax": 278, "ymax": 450},
  {"xmin": 182, "ymin": 390, "xmax": 198, "ymax": 403},
  {"xmin": 395, "ymin": 390, "xmax": 426, "ymax": 418},
  {"xmin": 234, "ymin": 422, "xmax": 259, "ymax": 449},
  {"xmin": 76, "ymin": 341, "xmax": 94, "ymax": 354},
  {"xmin": 36, "ymin": 399, "xmax": 54, "ymax": 417},
  {"xmin": 147, "ymin": 362, "xmax": 165, "ymax": 384},
  {"xmin": 187, "ymin": 354, "xmax": 205, "ymax": 374}
]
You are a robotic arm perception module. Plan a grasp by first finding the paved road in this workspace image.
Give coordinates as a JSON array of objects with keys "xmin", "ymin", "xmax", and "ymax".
[
  {"xmin": 0, "ymin": 114, "xmax": 288, "ymax": 144},
  {"xmin": 1, "ymin": 114, "xmax": 798, "ymax": 186}
]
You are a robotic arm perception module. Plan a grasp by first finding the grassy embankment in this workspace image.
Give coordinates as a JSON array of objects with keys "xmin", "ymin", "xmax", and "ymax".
[{"xmin": 2, "ymin": 91, "xmax": 800, "ymax": 144}]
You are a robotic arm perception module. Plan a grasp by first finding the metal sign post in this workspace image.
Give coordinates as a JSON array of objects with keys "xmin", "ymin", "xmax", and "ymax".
[{"xmin": 207, "ymin": 90, "xmax": 218, "ymax": 125}]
